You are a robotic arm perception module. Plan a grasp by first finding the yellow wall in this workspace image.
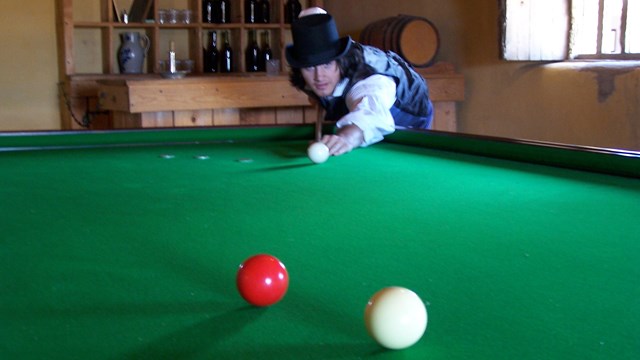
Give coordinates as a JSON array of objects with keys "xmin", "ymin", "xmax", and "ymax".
[
  {"xmin": 0, "ymin": 0, "xmax": 60, "ymax": 131},
  {"xmin": 326, "ymin": 0, "xmax": 640, "ymax": 151},
  {"xmin": 1, "ymin": 0, "xmax": 638, "ymax": 150}
]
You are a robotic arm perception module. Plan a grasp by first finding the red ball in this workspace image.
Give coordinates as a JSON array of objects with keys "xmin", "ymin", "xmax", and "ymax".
[{"xmin": 236, "ymin": 254, "xmax": 289, "ymax": 307}]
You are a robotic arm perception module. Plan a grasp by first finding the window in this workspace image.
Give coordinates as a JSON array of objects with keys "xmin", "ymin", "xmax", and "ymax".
[{"xmin": 500, "ymin": 0, "xmax": 640, "ymax": 61}]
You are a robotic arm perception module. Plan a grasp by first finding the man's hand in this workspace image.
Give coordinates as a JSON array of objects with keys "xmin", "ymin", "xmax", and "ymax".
[{"xmin": 321, "ymin": 124, "xmax": 364, "ymax": 156}]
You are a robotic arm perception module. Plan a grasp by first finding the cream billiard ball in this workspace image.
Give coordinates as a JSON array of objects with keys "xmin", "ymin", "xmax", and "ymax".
[
  {"xmin": 307, "ymin": 142, "xmax": 330, "ymax": 164},
  {"xmin": 364, "ymin": 287, "xmax": 428, "ymax": 350}
]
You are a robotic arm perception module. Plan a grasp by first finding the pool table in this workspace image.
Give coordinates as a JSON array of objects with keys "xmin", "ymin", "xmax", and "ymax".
[{"xmin": 1, "ymin": 126, "xmax": 639, "ymax": 360}]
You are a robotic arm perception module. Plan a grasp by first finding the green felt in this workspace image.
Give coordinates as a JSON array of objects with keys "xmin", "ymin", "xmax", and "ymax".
[{"xmin": 1, "ymin": 132, "xmax": 639, "ymax": 359}]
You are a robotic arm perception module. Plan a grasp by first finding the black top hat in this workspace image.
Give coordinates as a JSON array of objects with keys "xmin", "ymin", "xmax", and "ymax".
[{"xmin": 285, "ymin": 14, "xmax": 352, "ymax": 68}]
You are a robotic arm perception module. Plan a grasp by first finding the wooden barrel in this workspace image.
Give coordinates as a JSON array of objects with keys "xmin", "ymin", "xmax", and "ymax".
[{"xmin": 360, "ymin": 15, "xmax": 440, "ymax": 68}]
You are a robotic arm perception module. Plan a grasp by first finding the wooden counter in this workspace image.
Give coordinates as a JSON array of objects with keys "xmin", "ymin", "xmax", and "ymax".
[
  {"xmin": 98, "ymin": 75, "xmax": 310, "ymax": 113},
  {"xmin": 98, "ymin": 63, "xmax": 464, "ymax": 131}
]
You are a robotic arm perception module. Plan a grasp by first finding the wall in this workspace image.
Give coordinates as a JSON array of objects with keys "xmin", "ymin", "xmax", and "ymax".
[
  {"xmin": 0, "ymin": 0, "xmax": 60, "ymax": 131},
  {"xmin": 0, "ymin": 0, "xmax": 638, "ymax": 151},
  {"xmin": 326, "ymin": 0, "xmax": 640, "ymax": 151}
]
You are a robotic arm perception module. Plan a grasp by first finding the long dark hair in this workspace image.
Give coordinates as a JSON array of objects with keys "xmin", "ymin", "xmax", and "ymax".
[{"xmin": 289, "ymin": 42, "xmax": 376, "ymax": 95}]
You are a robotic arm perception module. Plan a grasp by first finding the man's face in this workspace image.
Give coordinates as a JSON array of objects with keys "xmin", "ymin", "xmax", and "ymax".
[{"xmin": 300, "ymin": 61, "xmax": 341, "ymax": 97}]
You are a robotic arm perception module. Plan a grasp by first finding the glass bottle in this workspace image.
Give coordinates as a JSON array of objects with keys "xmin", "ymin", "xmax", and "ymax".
[
  {"xmin": 259, "ymin": 31, "xmax": 272, "ymax": 72},
  {"xmin": 221, "ymin": 31, "xmax": 233, "ymax": 73},
  {"xmin": 246, "ymin": 30, "xmax": 260, "ymax": 72},
  {"xmin": 220, "ymin": 0, "xmax": 231, "ymax": 23},
  {"xmin": 259, "ymin": 0, "xmax": 270, "ymax": 23},
  {"xmin": 204, "ymin": 31, "xmax": 219, "ymax": 73},
  {"xmin": 244, "ymin": 0, "xmax": 257, "ymax": 23},
  {"xmin": 213, "ymin": 0, "xmax": 231, "ymax": 23},
  {"xmin": 284, "ymin": 0, "xmax": 301, "ymax": 24},
  {"xmin": 212, "ymin": 0, "xmax": 221, "ymax": 23},
  {"xmin": 203, "ymin": 0, "xmax": 214, "ymax": 23}
]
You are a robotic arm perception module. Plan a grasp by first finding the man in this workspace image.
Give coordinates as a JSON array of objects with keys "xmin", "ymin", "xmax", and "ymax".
[{"xmin": 286, "ymin": 8, "xmax": 433, "ymax": 156}]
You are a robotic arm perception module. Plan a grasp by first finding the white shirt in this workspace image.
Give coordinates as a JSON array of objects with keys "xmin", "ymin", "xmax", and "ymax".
[{"xmin": 331, "ymin": 74, "xmax": 397, "ymax": 146}]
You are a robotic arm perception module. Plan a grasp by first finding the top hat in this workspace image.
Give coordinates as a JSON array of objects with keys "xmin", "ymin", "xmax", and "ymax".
[{"xmin": 285, "ymin": 13, "xmax": 352, "ymax": 68}]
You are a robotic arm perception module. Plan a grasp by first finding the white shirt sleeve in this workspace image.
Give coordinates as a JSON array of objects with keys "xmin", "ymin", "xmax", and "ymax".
[{"xmin": 335, "ymin": 74, "xmax": 397, "ymax": 147}]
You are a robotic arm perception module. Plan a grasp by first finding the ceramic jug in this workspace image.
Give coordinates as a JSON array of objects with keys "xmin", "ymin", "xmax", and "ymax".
[{"xmin": 117, "ymin": 32, "xmax": 150, "ymax": 74}]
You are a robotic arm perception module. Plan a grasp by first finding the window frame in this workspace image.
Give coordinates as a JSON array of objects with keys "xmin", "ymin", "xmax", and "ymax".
[{"xmin": 499, "ymin": 0, "xmax": 640, "ymax": 61}]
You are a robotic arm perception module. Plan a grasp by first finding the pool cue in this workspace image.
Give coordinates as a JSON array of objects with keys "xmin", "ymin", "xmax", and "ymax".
[{"xmin": 315, "ymin": 106, "xmax": 324, "ymax": 142}]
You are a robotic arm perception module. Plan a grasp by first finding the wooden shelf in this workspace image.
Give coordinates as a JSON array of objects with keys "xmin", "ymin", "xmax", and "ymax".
[
  {"xmin": 57, "ymin": 0, "xmax": 321, "ymax": 78},
  {"xmin": 55, "ymin": 0, "xmax": 464, "ymax": 132},
  {"xmin": 55, "ymin": 0, "xmax": 322, "ymax": 130}
]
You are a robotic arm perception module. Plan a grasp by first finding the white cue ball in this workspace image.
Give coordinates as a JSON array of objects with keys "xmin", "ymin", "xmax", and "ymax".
[
  {"xmin": 307, "ymin": 142, "xmax": 330, "ymax": 164},
  {"xmin": 364, "ymin": 287, "xmax": 428, "ymax": 350}
]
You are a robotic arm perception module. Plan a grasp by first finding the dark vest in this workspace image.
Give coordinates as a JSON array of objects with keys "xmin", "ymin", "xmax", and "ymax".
[{"xmin": 316, "ymin": 43, "xmax": 432, "ymax": 123}]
